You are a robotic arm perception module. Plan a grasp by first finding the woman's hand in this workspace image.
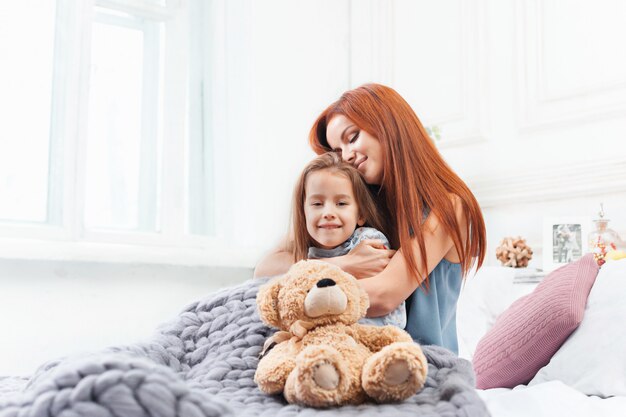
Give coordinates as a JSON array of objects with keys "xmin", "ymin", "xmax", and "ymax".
[{"xmin": 339, "ymin": 239, "xmax": 396, "ymax": 279}]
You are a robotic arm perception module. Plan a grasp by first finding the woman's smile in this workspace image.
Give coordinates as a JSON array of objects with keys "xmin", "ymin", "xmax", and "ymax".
[{"xmin": 325, "ymin": 115, "xmax": 383, "ymax": 185}]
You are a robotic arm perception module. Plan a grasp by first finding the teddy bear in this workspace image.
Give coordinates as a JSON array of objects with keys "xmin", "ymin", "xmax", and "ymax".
[{"xmin": 254, "ymin": 260, "xmax": 428, "ymax": 407}]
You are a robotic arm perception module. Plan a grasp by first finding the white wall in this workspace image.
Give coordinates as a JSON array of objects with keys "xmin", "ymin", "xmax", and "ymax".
[
  {"xmin": 210, "ymin": 0, "xmax": 626, "ymax": 268},
  {"xmin": 0, "ymin": 260, "xmax": 251, "ymax": 375},
  {"xmin": 394, "ymin": 0, "xmax": 626, "ymax": 267},
  {"xmin": 204, "ymin": 0, "xmax": 353, "ymax": 263}
]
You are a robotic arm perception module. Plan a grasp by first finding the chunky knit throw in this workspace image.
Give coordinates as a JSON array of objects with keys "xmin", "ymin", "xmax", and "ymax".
[{"xmin": 0, "ymin": 278, "xmax": 489, "ymax": 416}]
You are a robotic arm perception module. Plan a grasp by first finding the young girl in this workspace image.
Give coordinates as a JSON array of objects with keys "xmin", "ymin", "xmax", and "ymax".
[{"xmin": 291, "ymin": 152, "xmax": 406, "ymax": 328}]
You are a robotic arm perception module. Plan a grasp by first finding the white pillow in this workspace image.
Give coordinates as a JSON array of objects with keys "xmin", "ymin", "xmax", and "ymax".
[{"xmin": 529, "ymin": 260, "xmax": 626, "ymax": 397}]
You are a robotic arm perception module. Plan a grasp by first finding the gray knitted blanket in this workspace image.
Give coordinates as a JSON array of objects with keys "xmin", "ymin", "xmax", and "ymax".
[{"xmin": 0, "ymin": 278, "xmax": 489, "ymax": 417}]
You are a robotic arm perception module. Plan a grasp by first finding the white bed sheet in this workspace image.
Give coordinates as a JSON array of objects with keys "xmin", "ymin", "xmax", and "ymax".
[{"xmin": 478, "ymin": 382, "xmax": 626, "ymax": 417}]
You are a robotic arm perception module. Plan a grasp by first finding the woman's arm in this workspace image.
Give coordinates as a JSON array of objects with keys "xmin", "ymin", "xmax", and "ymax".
[
  {"xmin": 254, "ymin": 236, "xmax": 395, "ymax": 279},
  {"xmin": 335, "ymin": 239, "xmax": 395, "ymax": 278},
  {"xmin": 360, "ymin": 196, "xmax": 467, "ymax": 316}
]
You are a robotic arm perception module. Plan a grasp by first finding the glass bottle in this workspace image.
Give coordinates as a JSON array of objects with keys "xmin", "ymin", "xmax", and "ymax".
[{"xmin": 588, "ymin": 204, "xmax": 623, "ymax": 252}]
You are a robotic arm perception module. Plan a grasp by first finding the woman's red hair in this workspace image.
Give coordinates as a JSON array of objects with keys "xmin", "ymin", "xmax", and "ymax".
[{"xmin": 309, "ymin": 83, "xmax": 486, "ymax": 286}]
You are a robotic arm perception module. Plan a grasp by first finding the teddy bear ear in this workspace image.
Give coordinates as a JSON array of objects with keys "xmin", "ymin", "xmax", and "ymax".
[{"xmin": 256, "ymin": 278, "xmax": 282, "ymax": 327}]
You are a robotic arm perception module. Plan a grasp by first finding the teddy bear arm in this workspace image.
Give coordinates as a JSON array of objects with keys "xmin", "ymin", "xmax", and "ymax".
[
  {"xmin": 254, "ymin": 343, "xmax": 296, "ymax": 394},
  {"xmin": 354, "ymin": 324, "xmax": 413, "ymax": 352}
]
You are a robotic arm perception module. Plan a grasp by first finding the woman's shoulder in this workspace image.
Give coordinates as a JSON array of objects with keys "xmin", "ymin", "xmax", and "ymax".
[
  {"xmin": 423, "ymin": 194, "xmax": 465, "ymax": 225},
  {"xmin": 430, "ymin": 193, "xmax": 467, "ymax": 222},
  {"xmin": 424, "ymin": 193, "xmax": 462, "ymax": 211},
  {"xmin": 439, "ymin": 192, "xmax": 462, "ymax": 208}
]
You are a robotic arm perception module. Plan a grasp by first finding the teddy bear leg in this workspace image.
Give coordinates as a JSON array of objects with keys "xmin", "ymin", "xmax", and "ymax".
[
  {"xmin": 289, "ymin": 345, "xmax": 353, "ymax": 407},
  {"xmin": 362, "ymin": 342, "xmax": 428, "ymax": 402},
  {"xmin": 254, "ymin": 346, "xmax": 295, "ymax": 395},
  {"xmin": 284, "ymin": 369, "xmax": 298, "ymax": 404}
]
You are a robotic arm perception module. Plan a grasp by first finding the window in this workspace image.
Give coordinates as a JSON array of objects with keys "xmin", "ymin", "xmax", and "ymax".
[
  {"xmin": 85, "ymin": 10, "xmax": 162, "ymax": 232},
  {"xmin": 0, "ymin": 0, "xmax": 215, "ymax": 257},
  {"xmin": 0, "ymin": 1, "xmax": 57, "ymax": 223},
  {"xmin": 186, "ymin": 0, "xmax": 214, "ymax": 236}
]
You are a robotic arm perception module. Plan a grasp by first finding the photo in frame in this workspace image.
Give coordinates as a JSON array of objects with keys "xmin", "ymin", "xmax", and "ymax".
[{"xmin": 542, "ymin": 217, "xmax": 590, "ymax": 272}]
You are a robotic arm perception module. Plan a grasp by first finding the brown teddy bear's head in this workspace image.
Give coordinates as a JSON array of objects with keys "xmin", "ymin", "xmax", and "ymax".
[{"xmin": 257, "ymin": 260, "xmax": 369, "ymax": 331}]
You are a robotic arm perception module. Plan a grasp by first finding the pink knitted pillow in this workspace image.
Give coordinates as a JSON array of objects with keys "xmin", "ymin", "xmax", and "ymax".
[{"xmin": 473, "ymin": 254, "xmax": 599, "ymax": 389}]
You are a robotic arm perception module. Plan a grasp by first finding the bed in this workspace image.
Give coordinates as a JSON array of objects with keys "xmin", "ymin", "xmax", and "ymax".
[
  {"xmin": 457, "ymin": 258, "xmax": 626, "ymax": 417},
  {"xmin": 1, "ymin": 259, "xmax": 625, "ymax": 416}
]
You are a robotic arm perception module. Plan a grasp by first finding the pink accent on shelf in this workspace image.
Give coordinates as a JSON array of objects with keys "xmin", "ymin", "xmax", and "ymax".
[{"xmin": 473, "ymin": 254, "xmax": 599, "ymax": 389}]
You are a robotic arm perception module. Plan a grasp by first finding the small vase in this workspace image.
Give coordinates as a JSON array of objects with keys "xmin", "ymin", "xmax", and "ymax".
[{"xmin": 587, "ymin": 205, "xmax": 624, "ymax": 261}]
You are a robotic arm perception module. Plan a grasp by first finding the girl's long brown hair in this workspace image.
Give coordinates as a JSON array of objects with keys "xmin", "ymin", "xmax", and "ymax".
[
  {"xmin": 292, "ymin": 152, "xmax": 385, "ymax": 261},
  {"xmin": 309, "ymin": 83, "xmax": 486, "ymax": 286}
]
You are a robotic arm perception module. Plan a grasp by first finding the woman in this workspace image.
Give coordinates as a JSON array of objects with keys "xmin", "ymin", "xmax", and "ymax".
[{"xmin": 254, "ymin": 83, "xmax": 486, "ymax": 354}]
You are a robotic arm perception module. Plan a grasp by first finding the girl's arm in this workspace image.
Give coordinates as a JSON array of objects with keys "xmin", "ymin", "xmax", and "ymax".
[
  {"xmin": 253, "ymin": 235, "xmax": 295, "ymax": 278},
  {"xmin": 253, "ymin": 250, "xmax": 294, "ymax": 278},
  {"xmin": 359, "ymin": 195, "xmax": 468, "ymax": 316}
]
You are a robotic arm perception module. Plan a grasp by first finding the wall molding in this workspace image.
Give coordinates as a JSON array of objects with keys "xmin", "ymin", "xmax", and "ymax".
[
  {"xmin": 349, "ymin": 0, "xmax": 395, "ymax": 87},
  {"xmin": 516, "ymin": 0, "xmax": 626, "ymax": 132},
  {"xmin": 436, "ymin": 0, "xmax": 489, "ymax": 149},
  {"xmin": 469, "ymin": 157, "xmax": 626, "ymax": 208},
  {"xmin": 397, "ymin": 0, "xmax": 489, "ymax": 149},
  {"xmin": 435, "ymin": 0, "xmax": 489, "ymax": 149},
  {"xmin": 350, "ymin": 1, "xmax": 489, "ymax": 149}
]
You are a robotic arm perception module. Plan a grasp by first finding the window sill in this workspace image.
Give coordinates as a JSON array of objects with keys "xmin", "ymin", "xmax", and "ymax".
[{"xmin": 0, "ymin": 237, "xmax": 259, "ymax": 269}]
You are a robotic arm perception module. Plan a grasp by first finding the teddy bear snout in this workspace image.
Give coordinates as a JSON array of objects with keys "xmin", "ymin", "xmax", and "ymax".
[
  {"xmin": 316, "ymin": 278, "xmax": 336, "ymax": 288},
  {"xmin": 304, "ymin": 282, "xmax": 348, "ymax": 318}
]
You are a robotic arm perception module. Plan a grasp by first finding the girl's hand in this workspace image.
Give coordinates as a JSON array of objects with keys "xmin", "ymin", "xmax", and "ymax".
[{"xmin": 341, "ymin": 239, "xmax": 396, "ymax": 279}]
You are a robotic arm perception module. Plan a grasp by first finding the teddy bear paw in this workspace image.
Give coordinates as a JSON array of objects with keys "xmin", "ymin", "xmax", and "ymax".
[
  {"xmin": 313, "ymin": 362, "xmax": 339, "ymax": 389},
  {"xmin": 287, "ymin": 345, "xmax": 353, "ymax": 407},
  {"xmin": 384, "ymin": 360, "xmax": 411, "ymax": 385},
  {"xmin": 362, "ymin": 342, "xmax": 428, "ymax": 402}
]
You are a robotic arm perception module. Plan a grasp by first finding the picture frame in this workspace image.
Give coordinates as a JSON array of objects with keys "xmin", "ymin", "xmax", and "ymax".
[{"xmin": 542, "ymin": 217, "xmax": 591, "ymax": 272}]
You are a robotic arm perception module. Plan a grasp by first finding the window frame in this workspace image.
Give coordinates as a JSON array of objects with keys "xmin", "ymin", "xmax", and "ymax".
[{"xmin": 0, "ymin": 0, "xmax": 225, "ymax": 264}]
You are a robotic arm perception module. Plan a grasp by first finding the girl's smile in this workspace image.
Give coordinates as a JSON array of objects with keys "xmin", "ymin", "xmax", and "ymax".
[{"xmin": 319, "ymin": 223, "xmax": 341, "ymax": 229}]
